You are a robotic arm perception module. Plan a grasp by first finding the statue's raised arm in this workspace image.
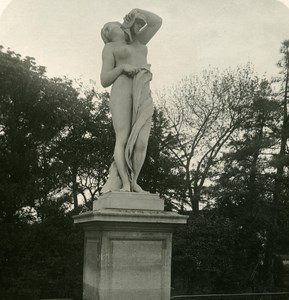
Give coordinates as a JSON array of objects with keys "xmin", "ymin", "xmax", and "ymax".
[{"xmin": 122, "ymin": 8, "xmax": 162, "ymax": 45}]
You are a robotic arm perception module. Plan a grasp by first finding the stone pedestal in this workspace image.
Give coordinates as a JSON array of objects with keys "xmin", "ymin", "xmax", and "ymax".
[{"xmin": 73, "ymin": 192, "xmax": 188, "ymax": 300}]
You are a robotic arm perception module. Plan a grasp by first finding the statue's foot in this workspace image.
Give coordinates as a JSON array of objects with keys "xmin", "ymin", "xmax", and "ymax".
[
  {"xmin": 120, "ymin": 184, "xmax": 131, "ymax": 192},
  {"xmin": 132, "ymin": 183, "xmax": 149, "ymax": 193}
]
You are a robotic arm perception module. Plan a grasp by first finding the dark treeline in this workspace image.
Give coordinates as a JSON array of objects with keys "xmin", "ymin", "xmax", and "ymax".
[{"xmin": 0, "ymin": 41, "xmax": 288, "ymax": 299}]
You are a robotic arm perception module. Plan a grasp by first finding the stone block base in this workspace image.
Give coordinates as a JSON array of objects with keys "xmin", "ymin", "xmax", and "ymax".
[
  {"xmin": 74, "ymin": 192, "xmax": 187, "ymax": 300},
  {"xmin": 93, "ymin": 192, "xmax": 164, "ymax": 211}
]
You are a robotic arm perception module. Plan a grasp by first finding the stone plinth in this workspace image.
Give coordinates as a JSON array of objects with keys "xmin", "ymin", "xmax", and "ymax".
[
  {"xmin": 73, "ymin": 192, "xmax": 188, "ymax": 300},
  {"xmin": 93, "ymin": 192, "xmax": 164, "ymax": 211}
]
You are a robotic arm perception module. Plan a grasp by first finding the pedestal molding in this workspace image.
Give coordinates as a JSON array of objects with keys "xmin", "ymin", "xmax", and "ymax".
[{"xmin": 74, "ymin": 193, "xmax": 188, "ymax": 300}]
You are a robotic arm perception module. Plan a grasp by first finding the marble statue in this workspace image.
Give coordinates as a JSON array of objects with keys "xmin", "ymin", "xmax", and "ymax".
[{"xmin": 100, "ymin": 9, "xmax": 162, "ymax": 193}]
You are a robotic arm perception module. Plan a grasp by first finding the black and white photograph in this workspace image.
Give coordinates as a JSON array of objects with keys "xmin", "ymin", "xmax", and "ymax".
[{"xmin": 1, "ymin": 0, "xmax": 289, "ymax": 299}]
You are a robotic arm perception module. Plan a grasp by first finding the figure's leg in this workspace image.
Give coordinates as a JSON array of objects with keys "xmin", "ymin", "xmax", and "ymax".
[
  {"xmin": 110, "ymin": 81, "xmax": 132, "ymax": 192},
  {"xmin": 131, "ymin": 118, "xmax": 152, "ymax": 193}
]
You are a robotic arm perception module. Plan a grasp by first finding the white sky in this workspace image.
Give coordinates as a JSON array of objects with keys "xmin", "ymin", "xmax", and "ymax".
[
  {"xmin": 276, "ymin": 0, "xmax": 289, "ymax": 8},
  {"xmin": 1, "ymin": 0, "xmax": 289, "ymax": 92},
  {"xmin": 0, "ymin": 0, "xmax": 10, "ymax": 15}
]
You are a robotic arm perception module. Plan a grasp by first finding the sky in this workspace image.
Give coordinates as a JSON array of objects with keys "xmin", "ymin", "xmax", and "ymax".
[{"xmin": 0, "ymin": 0, "xmax": 289, "ymax": 92}]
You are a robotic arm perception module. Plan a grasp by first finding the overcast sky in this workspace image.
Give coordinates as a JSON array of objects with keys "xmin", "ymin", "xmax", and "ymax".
[{"xmin": 1, "ymin": 0, "xmax": 289, "ymax": 92}]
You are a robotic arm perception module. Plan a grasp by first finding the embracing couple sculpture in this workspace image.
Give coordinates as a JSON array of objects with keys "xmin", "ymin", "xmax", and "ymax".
[{"xmin": 100, "ymin": 9, "xmax": 162, "ymax": 193}]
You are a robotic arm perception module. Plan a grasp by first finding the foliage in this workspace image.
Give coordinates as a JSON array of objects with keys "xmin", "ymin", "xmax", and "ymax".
[
  {"xmin": 0, "ymin": 199, "xmax": 83, "ymax": 300},
  {"xmin": 172, "ymin": 212, "xmax": 246, "ymax": 295},
  {"xmin": 159, "ymin": 65, "xmax": 265, "ymax": 212}
]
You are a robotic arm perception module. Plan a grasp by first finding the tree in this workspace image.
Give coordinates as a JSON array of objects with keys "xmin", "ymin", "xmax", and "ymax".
[
  {"xmin": 262, "ymin": 39, "xmax": 289, "ymax": 288},
  {"xmin": 212, "ymin": 77, "xmax": 281, "ymax": 291},
  {"xmin": 160, "ymin": 65, "xmax": 262, "ymax": 212},
  {"xmin": 49, "ymin": 89, "xmax": 115, "ymax": 210},
  {"xmin": 0, "ymin": 47, "xmax": 78, "ymax": 223},
  {"xmin": 0, "ymin": 46, "xmax": 87, "ymax": 299}
]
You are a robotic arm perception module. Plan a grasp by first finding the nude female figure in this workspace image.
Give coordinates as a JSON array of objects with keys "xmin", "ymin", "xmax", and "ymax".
[{"xmin": 100, "ymin": 9, "xmax": 162, "ymax": 193}]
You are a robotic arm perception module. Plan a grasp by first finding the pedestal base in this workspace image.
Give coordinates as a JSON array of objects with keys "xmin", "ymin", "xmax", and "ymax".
[
  {"xmin": 93, "ymin": 192, "xmax": 164, "ymax": 211},
  {"xmin": 73, "ymin": 192, "xmax": 187, "ymax": 300}
]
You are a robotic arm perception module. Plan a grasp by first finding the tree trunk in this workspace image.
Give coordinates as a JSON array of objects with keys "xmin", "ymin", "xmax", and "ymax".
[
  {"xmin": 186, "ymin": 166, "xmax": 195, "ymax": 212},
  {"xmin": 248, "ymin": 124, "xmax": 263, "ymax": 204},
  {"xmin": 72, "ymin": 164, "xmax": 79, "ymax": 210},
  {"xmin": 273, "ymin": 70, "xmax": 288, "ymax": 202},
  {"xmin": 193, "ymin": 189, "xmax": 200, "ymax": 213}
]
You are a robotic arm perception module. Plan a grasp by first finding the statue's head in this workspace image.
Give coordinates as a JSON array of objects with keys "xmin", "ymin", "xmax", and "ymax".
[
  {"xmin": 101, "ymin": 21, "xmax": 127, "ymax": 44},
  {"xmin": 131, "ymin": 18, "xmax": 146, "ymax": 36},
  {"xmin": 121, "ymin": 14, "xmax": 146, "ymax": 43}
]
